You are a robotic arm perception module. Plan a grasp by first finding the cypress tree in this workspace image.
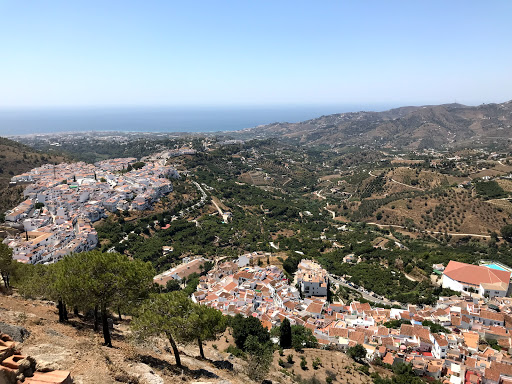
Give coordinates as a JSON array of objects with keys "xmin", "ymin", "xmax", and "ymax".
[{"xmin": 280, "ymin": 318, "xmax": 292, "ymax": 349}]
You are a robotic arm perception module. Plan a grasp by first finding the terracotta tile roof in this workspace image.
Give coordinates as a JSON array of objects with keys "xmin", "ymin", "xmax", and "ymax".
[
  {"xmin": 498, "ymin": 338, "xmax": 511, "ymax": 349},
  {"xmin": 413, "ymin": 327, "xmax": 432, "ymax": 344},
  {"xmin": 349, "ymin": 330, "xmax": 365, "ymax": 345},
  {"xmin": 444, "ymin": 261, "xmax": 511, "ymax": 286},
  {"xmin": 328, "ymin": 327, "xmax": 349, "ymax": 338},
  {"xmin": 223, "ymin": 281, "xmax": 237, "ymax": 292},
  {"xmin": 382, "ymin": 352, "xmax": 395, "ymax": 366},
  {"xmin": 305, "ymin": 323, "xmax": 316, "ymax": 331},
  {"xmin": 381, "ymin": 337, "xmax": 394, "ymax": 347},
  {"xmin": 433, "ymin": 334, "xmax": 448, "ymax": 347},
  {"xmin": 400, "ymin": 324, "xmax": 415, "ymax": 337},
  {"xmin": 485, "ymin": 362, "xmax": 512, "ymax": 382},
  {"xmin": 427, "ymin": 360, "xmax": 442, "ymax": 373},
  {"xmin": 463, "ymin": 332, "xmax": 479, "ymax": 350},
  {"xmin": 306, "ymin": 302, "xmax": 324, "ymax": 314},
  {"xmin": 487, "ymin": 326, "xmax": 508, "ymax": 336},
  {"xmin": 364, "ymin": 329, "xmax": 376, "ymax": 341},
  {"xmin": 479, "ymin": 310, "xmax": 505, "ymax": 322},
  {"xmin": 465, "ymin": 357, "xmax": 477, "ymax": 368}
]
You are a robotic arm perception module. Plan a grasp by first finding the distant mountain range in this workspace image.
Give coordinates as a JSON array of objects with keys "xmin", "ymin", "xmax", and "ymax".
[{"xmin": 236, "ymin": 100, "xmax": 512, "ymax": 149}]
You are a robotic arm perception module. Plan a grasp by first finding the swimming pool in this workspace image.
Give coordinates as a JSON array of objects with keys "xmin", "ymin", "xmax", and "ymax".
[{"xmin": 483, "ymin": 263, "xmax": 508, "ymax": 271}]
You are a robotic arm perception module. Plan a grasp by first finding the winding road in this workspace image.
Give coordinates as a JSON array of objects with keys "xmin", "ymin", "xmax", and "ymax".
[
  {"xmin": 368, "ymin": 170, "xmax": 423, "ymax": 191},
  {"xmin": 328, "ymin": 274, "xmax": 392, "ymax": 306}
]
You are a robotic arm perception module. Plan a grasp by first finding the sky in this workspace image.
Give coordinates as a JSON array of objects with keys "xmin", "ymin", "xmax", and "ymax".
[{"xmin": 1, "ymin": 1, "xmax": 511, "ymax": 108}]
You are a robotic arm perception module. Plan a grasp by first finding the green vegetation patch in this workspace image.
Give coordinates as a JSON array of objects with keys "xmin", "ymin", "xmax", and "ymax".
[{"xmin": 475, "ymin": 180, "xmax": 506, "ymax": 199}]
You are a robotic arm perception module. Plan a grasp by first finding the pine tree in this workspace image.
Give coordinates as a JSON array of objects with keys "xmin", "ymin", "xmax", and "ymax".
[
  {"xmin": 18, "ymin": 251, "xmax": 155, "ymax": 346},
  {"xmin": 62, "ymin": 251, "xmax": 154, "ymax": 347},
  {"xmin": 190, "ymin": 304, "xmax": 226, "ymax": 359},
  {"xmin": 244, "ymin": 335, "xmax": 273, "ymax": 382},
  {"xmin": 0, "ymin": 243, "xmax": 14, "ymax": 289},
  {"xmin": 131, "ymin": 292, "xmax": 196, "ymax": 367}
]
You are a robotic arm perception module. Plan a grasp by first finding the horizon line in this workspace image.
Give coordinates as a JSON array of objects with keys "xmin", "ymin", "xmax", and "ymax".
[{"xmin": 0, "ymin": 98, "xmax": 508, "ymax": 111}]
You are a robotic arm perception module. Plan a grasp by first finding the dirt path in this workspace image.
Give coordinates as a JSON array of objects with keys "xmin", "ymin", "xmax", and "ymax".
[
  {"xmin": 369, "ymin": 170, "xmax": 423, "ymax": 190},
  {"xmin": 314, "ymin": 190, "xmax": 327, "ymax": 200},
  {"xmin": 211, "ymin": 197, "xmax": 224, "ymax": 215},
  {"xmin": 325, "ymin": 204, "xmax": 336, "ymax": 219},
  {"xmin": 404, "ymin": 272, "xmax": 418, "ymax": 282},
  {"xmin": 389, "ymin": 177, "xmax": 424, "ymax": 191},
  {"xmin": 367, "ymin": 222, "xmax": 498, "ymax": 239}
]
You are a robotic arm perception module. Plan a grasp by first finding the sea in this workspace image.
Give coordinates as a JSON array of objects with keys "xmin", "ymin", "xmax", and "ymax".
[{"xmin": 0, "ymin": 104, "xmax": 395, "ymax": 136}]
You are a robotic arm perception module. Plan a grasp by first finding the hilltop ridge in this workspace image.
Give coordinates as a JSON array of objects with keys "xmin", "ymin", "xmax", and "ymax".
[{"xmin": 236, "ymin": 100, "xmax": 512, "ymax": 150}]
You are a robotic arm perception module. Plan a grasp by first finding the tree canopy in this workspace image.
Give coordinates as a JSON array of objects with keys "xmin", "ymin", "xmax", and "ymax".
[
  {"xmin": 189, "ymin": 304, "xmax": 226, "ymax": 359},
  {"xmin": 231, "ymin": 314, "xmax": 270, "ymax": 350},
  {"xmin": 291, "ymin": 324, "xmax": 318, "ymax": 351},
  {"xmin": 502, "ymin": 224, "xmax": 512, "ymax": 243},
  {"xmin": 0, "ymin": 243, "xmax": 14, "ymax": 289},
  {"xmin": 347, "ymin": 344, "xmax": 367, "ymax": 362},
  {"xmin": 131, "ymin": 291, "xmax": 196, "ymax": 367},
  {"xmin": 17, "ymin": 250, "xmax": 155, "ymax": 347}
]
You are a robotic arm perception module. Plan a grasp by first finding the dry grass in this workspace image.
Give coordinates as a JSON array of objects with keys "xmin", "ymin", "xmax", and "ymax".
[
  {"xmin": 376, "ymin": 188, "xmax": 508, "ymax": 235},
  {"xmin": 239, "ymin": 171, "xmax": 272, "ymax": 186},
  {"xmin": 497, "ymin": 179, "xmax": 512, "ymax": 192},
  {"xmin": 272, "ymin": 348, "xmax": 375, "ymax": 384}
]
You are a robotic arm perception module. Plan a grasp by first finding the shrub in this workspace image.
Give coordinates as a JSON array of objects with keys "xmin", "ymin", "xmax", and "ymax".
[
  {"xmin": 347, "ymin": 344, "xmax": 367, "ymax": 362},
  {"xmin": 225, "ymin": 345, "xmax": 245, "ymax": 358},
  {"xmin": 358, "ymin": 365, "xmax": 370, "ymax": 375},
  {"xmin": 300, "ymin": 357, "xmax": 308, "ymax": 370},
  {"xmin": 312, "ymin": 357, "xmax": 322, "ymax": 369},
  {"xmin": 287, "ymin": 354, "xmax": 294, "ymax": 364}
]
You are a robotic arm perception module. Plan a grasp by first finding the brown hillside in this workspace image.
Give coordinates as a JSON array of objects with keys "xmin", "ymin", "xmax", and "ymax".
[
  {"xmin": 375, "ymin": 189, "xmax": 509, "ymax": 235},
  {"xmin": 0, "ymin": 293, "xmax": 375, "ymax": 384},
  {"xmin": 238, "ymin": 100, "xmax": 512, "ymax": 150},
  {"xmin": 0, "ymin": 137, "xmax": 67, "ymax": 213}
]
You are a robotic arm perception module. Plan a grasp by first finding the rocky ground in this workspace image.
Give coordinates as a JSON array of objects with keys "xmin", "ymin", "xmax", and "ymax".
[{"xmin": 0, "ymin": 293, "xmax": 377, "ymax": 384}]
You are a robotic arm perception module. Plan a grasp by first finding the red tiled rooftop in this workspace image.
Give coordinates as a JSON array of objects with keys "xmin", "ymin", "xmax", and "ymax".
[{"xmin": 444, "ymin": 261, "xmax": 511, "ymax": 286}]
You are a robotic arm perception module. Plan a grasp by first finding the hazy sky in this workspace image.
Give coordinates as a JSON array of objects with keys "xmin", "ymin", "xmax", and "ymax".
[{"xmin": 1, "ymin": 1, "xmax": 511, "ymax": 107}]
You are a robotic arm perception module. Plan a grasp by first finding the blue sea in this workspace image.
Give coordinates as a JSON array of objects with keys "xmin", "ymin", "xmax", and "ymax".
[{"xmin": 0, "ymin": 104, "xmax": 394, "ymax": 136}]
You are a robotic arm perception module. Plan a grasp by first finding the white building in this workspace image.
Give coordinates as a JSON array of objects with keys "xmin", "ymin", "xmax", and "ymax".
[
  {"xmin": 296, "ymin": 260, "xmax": 328, "ymax": 298},
  {"xmin": 442, "ymin": 261, "xmax": 510, "ymax": 298}
]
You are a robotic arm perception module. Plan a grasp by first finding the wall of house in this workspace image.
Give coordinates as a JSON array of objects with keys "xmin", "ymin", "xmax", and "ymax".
[
  {"xmin": 441, "ymin": 275, "xmax": 464, "ymax": 292},
  {"xmin": 301, "ymin": 281, "xmax": 327, "ymax": 297},
  {"xmin": 478, "ymin": 286, "xmax": 507, "ymax": 298}
]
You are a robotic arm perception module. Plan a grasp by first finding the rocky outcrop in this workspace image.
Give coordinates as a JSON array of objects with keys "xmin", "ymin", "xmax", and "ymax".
[{"xmin": 0, "ymin": 323, "xmax": 30, "ymax": 343}]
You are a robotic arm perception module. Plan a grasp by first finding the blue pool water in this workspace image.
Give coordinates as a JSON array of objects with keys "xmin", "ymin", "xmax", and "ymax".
[{"xmin": 484, "ymin": 263, "xmax": 507, "ymax": 271}]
